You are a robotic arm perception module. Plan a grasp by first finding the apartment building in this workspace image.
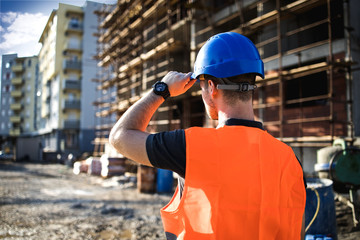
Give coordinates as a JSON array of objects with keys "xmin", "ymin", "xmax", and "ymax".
[
  {"xmin": 38, "ymin": 1, "xmax": 103, "ymax": 157},
  {"xmin": 0, "ymin": 54, "xmax": 17, "ymax": 138},
  {"xmin": 94, "ymin": 0, "xmax": 360, "ymax": 173},
  {"xmin": 0, "ymin": 54, "xmax": 39, "ymax": 155},
  {"xmin": 11, "ymin": 56, "xmax": 39, "ymax": 136}
]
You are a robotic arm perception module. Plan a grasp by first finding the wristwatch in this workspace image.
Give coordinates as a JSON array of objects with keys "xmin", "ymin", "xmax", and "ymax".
[{"xmin": 152, "ymin": 81, "xmax": 170, "ymax": 100}]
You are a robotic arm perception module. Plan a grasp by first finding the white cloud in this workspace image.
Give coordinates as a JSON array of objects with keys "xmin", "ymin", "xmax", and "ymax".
[
  {"xmin": 0, "ymin": 12, "xmax": 48, "ymax": 57},
  {"xmin": 0, "ymin": 12, "xmax": 17, "ymax": 24}
]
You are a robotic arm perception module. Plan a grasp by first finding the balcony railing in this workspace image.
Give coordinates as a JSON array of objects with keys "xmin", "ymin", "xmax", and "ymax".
[
  {"xmin": 10, "ymin": 103, "xmax": 22, "ymax": 111},
  {"xmin": 10, "ymin": 116, "xmax": 21, "ymax": 123},
  {"xmin": 63, "ymin": 100, "xmax": 81, "ymax": 110},
  {"xmin": 63, "ymin": 120, "xmax": 80, "ymax": 129},
  {"xmin": 63, "ymin": 60, "xmax": 81, "ymax": 71},
  {"xmin": 66, "ymin": 21, "xmax": 83, "ymax": 32},
  {"xmin": 12, "ymin": 64, "xmax": 23, "ymax": 72},
  {"xmin": 11, "ymin": 77, "xmax": 24, "ymax": 85},
  {"xmin": 63, "ymin": 79, "xmax": 81, "ymax": 91},
  {"xmin": 9, "ymin": 128, "xmax": 21, "ymax": 136},
  {"xmin": 10, "ymin": 90, "xmax": 23, "ymax": 98},
  {"xmin": 64, "ymin": 42, "xmax": 82, "ymax": 51}
]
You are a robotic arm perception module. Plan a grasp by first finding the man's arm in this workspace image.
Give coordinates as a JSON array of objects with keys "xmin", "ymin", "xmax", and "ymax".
[{"xmin": 109, "ymin": 71, "xmax": 195, "ymax": 166}]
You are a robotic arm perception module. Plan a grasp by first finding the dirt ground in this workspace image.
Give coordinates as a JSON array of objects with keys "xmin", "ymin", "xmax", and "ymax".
[{"xmin": 1, "ymin": 160, "xmax": 360, "ymax": 240}]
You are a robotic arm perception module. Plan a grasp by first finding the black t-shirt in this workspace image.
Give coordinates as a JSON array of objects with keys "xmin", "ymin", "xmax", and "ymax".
[{"xmin": 146, "ymin": 118, "xmax": 306, "ymax": 195}]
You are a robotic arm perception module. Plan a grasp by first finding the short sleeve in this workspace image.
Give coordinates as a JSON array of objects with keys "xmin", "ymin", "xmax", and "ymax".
[{"xmin": 146, "ymin": 129, "xmax": 186, "ymax": 178}]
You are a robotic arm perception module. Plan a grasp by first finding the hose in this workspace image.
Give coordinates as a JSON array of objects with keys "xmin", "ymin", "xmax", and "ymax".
[{"xmin": 305, "ymin": 187, "xmax": 320, "ymax": 233}]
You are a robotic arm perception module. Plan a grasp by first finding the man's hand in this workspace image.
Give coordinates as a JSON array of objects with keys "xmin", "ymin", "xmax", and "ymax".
[
  {"xmin": 162, "ymin": 71, "xmax": 196, "ymax": 97},
  {"xmin": 109, "ymin": 71, "xmax": 195, "ymax": 166}
]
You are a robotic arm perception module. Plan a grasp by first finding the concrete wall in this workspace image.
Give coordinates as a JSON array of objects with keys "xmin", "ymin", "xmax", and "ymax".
[
  {"xmin": 16, "ymin": 137, "xmax": 42, "ymax": 161},
  {"xmin": 79, "ymin": 129, "xmax": 95, "ymax": 153},
  {"xmin": 81, "ymin": 1, "xmax": 101, "ymax": 130}
]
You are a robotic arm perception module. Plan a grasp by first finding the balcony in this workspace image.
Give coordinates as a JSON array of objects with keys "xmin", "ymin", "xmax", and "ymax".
[
  {"xmin": 11, "ymin": 77, "xmax": 24, "ymax": 85},
  {"xmin": 63, "ymin": 60, "xmax": 81, "ymax": 71},
  {"xmin": 65, "ymin": 21, "xmax": 83, "ymax": 33},
  {"xmin": 12, "ymin": 64, "xmax": 24, "ymax": 72},
  {"xmin": 11, "ymin": 90, "xmax": 23, "ymax": 98},
  {"xmin": 64, "ymin": 42, "xmax": 82, "ymax": 52},
  {"xmin": 63, "ymin": 120, "xmax": 80, "ymax": 129},
  {"xmin": 44, "ymin": 88, "xmax": 51, "ymax": 101},
  {"xmin": 63, "ymin": 100, "xmax": 81, "ymax": 110},
  {"xmin": 10, "ymin": 103, "xmax": 22, "ymax": 111},
  {"xmin": 42, "ymin": 106, "xmax": 50, "ymax": 118},
  {"xmin": 10, "ymin": 116, "xmax": 22, "ymax": 123},
  {"xmin": 9, "ymin": 128, "xmax": 21, "ymax": 136},
  {"xmin": 63, "ymin": 79, "xmax": 81, "ymax": 91}
]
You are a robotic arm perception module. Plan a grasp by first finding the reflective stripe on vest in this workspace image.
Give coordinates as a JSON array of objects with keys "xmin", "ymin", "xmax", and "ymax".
[{"xmin": 161, "ymin": 126, "xmax": 306, "ymax": 240}]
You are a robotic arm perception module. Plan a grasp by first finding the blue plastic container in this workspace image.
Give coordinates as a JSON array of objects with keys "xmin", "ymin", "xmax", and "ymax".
[
  {"xmin": 305, "ymin": 234, "xmax": 333, "ymax": 240},
  {"xmin": 305, "ymin": 178, "xmax": 337, "ymax": 240},
  {"xmin": 157, "ymin": 169, "xmax": 174, "ymax": 193}
]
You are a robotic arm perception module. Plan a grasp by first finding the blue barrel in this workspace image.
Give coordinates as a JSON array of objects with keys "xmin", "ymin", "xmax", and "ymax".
[
  {"xmin": 157, "ymin": 169, "xmax": 174, "ymax": 193},
  {"xmin": 305, "ymin": 234, "xmax": 333, "ymax": 240},
  {"xmin": 305, "ymin": 178, "xmax": 337, "ymax": 240}
]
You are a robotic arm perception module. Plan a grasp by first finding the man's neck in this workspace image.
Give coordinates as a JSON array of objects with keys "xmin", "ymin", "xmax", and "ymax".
[{"xmin": 216, "ymin": 101, "xmax": 254, "ymax": 128}]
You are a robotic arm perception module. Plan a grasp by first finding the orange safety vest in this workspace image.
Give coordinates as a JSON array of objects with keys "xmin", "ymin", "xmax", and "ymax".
[{"xmin": 160, "ymin": 126, "xmax": 306, "ymax": 240}]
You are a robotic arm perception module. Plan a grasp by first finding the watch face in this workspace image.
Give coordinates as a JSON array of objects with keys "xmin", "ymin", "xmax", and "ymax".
[{"xmin": 155, "ymin": 83, "xmax": 166, "ymax": 91}]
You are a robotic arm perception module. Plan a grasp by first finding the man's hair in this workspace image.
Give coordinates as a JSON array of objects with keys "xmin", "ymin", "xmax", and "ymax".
[{"xmin": 203, "ymin": 73, "xmax": 257, "ymax": 103}]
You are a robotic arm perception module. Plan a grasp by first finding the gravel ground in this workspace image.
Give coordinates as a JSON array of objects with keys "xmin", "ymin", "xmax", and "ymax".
[
  {"xmin": 0, "ymin": 160, "xmax": 171, "ymax": 240},
  {"xmin": 1, "ymin": 160, "xmax": 360, "ymax": 240}
]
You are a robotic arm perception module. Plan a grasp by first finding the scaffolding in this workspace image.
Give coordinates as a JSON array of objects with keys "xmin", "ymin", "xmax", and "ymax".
[
  {"xmin": 93, "ymin": 0, "xmax": 355, "ymax": 155},
  {"xmin": 191, "ymin": 0, "xmax": 354, "ymax": 147}
]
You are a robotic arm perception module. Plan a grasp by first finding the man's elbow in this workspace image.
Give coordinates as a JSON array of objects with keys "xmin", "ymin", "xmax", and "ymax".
[{"xmin": 109, "ymin": 127, "xmax": 125, "ymax": 153}]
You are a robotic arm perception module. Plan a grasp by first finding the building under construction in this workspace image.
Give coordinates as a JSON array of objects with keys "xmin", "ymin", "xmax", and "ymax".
[{"xmin": 93, "ymin": 0, "xmax": 360, "ymax": 173}]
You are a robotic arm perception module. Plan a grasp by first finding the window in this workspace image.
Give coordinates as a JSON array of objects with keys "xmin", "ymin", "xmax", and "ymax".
[
  {"xmin": 69, "ymin": 36, "xmax": 80, "ymax": 49},
  {"xmin": 70, "ymin": 17, "xmax": 79, "ymax": 28},
  {"xmin": 65, "ymin": 131, "xmax": 78, "ymax": 148},
  {"xmin": 5, "ymin": 62, "xmax": 10, "ymax": 68},
  {"xmin": 28, "ymin": 59, "xmax": 32, "ymax": 67},
  {"xmin": 68, "ymin": 93, "xmax": 75, "ymax": 102},
  {"xmin": 68, "ymin": 112, "xmax": 77, "ymax": 120},
  {"xmin": 285, "ymin": 71, "xmax": 328, "ymax": 108}
]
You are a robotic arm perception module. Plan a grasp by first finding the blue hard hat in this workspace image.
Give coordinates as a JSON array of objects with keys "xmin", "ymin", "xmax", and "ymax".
[{"xmin": 192, "ymin": 32, "xmax": 264, "ymax": 79}]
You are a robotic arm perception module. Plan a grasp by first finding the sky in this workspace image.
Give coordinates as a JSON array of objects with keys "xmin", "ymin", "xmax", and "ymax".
[{"xmin": 0, "ymin": 0, "xmax": 116, "ymax": 67}]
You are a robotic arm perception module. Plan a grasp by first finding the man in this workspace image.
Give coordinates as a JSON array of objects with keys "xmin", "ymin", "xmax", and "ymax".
[{"xmin": 110, "ymin": 32, "xmax": 306, "ymax": 239}]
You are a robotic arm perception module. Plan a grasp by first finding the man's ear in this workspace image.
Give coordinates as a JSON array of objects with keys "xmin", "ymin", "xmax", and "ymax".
[{"xmin": 208, "ymin": 80, "xmax": 218, "ymax": 97}]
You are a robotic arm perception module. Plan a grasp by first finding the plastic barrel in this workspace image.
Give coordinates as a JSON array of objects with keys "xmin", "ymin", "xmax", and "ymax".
[
  {"xmin": 157, "ymin": 169, "xmax": 174, "ymax": 193},
  {"xmin": 305, "ymin": 234, "xmax": 333, "ymax": 240},
  {"xmin": 305, "ymin": 178, "xmax": 337, "ymax": 240}
]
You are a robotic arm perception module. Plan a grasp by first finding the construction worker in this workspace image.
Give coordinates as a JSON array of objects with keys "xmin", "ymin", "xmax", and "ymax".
[{"xmin": 109, "ymin": 32, "xmax": 306, "ymax": 239}]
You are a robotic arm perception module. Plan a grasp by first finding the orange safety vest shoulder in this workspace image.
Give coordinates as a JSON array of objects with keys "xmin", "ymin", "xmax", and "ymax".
[{"xmin": 160, "ymin": 126, "xmax": 306, "ymax": 240}]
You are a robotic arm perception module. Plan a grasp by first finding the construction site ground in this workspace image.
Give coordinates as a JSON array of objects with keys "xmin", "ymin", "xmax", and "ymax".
[{"xmin": 1, "ymin": 160, "xmax": 359, "ymax": 240}]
